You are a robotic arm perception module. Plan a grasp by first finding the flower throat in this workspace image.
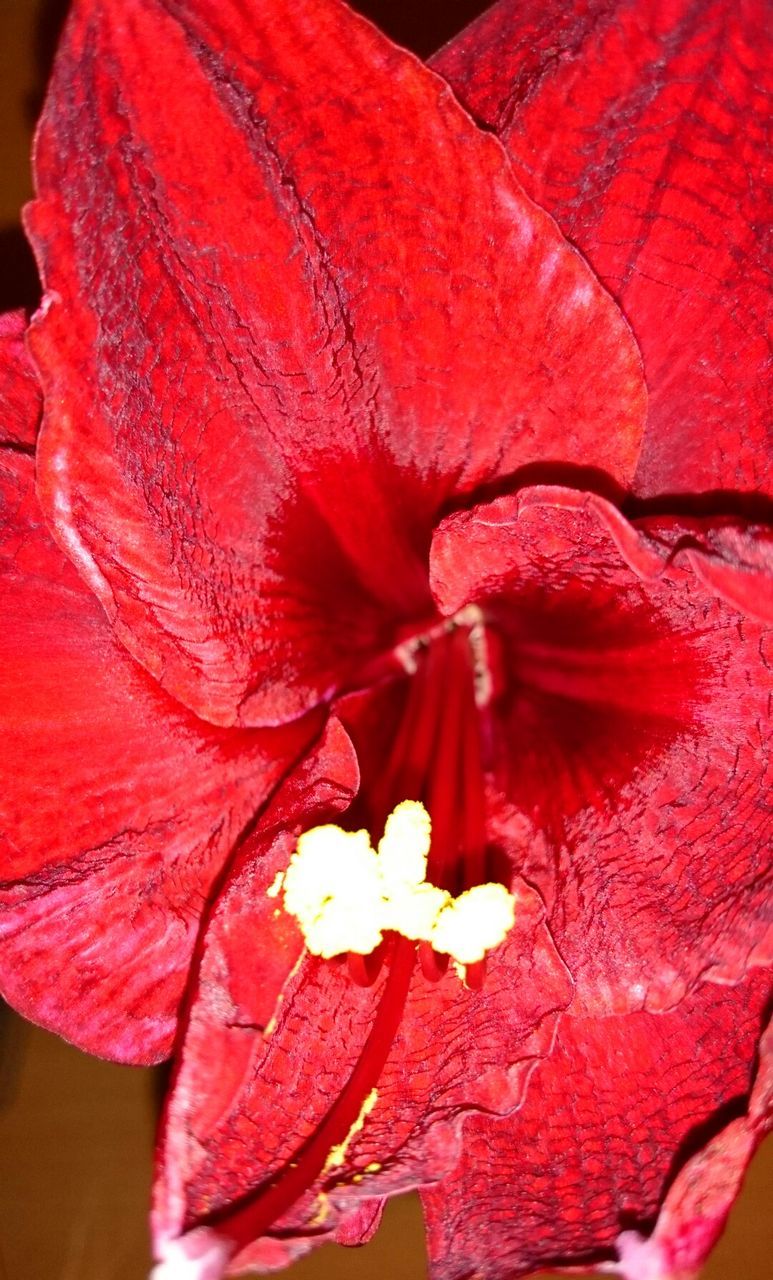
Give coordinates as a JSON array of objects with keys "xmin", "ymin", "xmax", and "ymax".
[{"xmin": 274, "ymin": 615, "xmax": 513, "ymax": 987}]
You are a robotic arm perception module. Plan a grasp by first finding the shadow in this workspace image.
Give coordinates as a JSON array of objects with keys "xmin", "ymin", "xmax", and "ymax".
[
  {"xmin": 624, "ymin": 488, "xmax": 773, "ymax": 524},
  {"xmin": 660, "ymin": 1092, "xmax": 751, "ymax": 1199},
  {"xmin": 0, "ymin": 226, "xmax": 40, "ymax": 313},
  {"xmin": 440, "ymin": 460, "xmax": 629, "ymax": 519},
  {"xmin": 627, "ymin": 991, "xmax": 773, "ymax": 1238},
  {"xmin": 151, "ymin": 1058, "xmax": 174, "ymax": 1116},
  {"xmin": 27, "ymin": 0, "xmax": 71, "ymax": 125},
  {"xmin": 352, "ymin": 0, "xmax": 490, "ymax": 56}
]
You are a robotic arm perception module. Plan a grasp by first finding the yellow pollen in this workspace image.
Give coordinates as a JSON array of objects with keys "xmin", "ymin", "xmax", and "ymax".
[
  {"xmin": 377, "ymin": 801, "xmax": 431, "ymax": 886},
  {"xmin": 309, "ymin": 1192, "xmax": 330, "ymax": 1227},
  {"xmin": 278, "ymin": 801, "xmax": 515, "ymax": 975},
  {"xmin": 323, "ymin": 1088, "xmax": 379, "ymax": 1173},
  {"xmin": 266, "ymin": 870, "xmax": 284, "ymax": 899},
  {"xmin": 431, "ymin": 884, "xmax": 516, "ymax": 965}
]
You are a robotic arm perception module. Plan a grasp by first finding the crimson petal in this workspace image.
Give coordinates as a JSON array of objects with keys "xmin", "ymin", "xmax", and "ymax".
[
  {"xmin": 154, "ymin": 718, "xmax": 361, "ymax": 1268},
  {"xmin": 27, "ymin": 0, "xmax": 646, "ymax": 728},
  {"xmin": 433, "ymin": 0, "xmax": 772, "ymax": 498},
  {"xmin": 0, "ymin": 310, "xmax": 41, "ymax": 447},
  {"xmin": 421, "ymin": 976, "xmax": 772, "ymax": 1279},
  {"xmin": 0, "ymin": 450, "xmax": 313, "ymax": 1063},
  {"xmin": 431, "ymin": 487, "xmax": 772, "ymax": 1014},
  {"xmin": 616, "ymin": 1011, "xmax": 773, "ymax": 1280}
]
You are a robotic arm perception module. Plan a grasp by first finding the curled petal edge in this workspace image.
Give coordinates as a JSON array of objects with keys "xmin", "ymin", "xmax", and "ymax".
[{"xmin": 432, "ymin": 485, "xmax": 773, "ymax": 624}]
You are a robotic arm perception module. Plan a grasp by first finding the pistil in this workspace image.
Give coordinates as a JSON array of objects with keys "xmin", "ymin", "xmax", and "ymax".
[{"xmin": 155, "ymin": 938, "xmax": 416, "ymax": 1277}]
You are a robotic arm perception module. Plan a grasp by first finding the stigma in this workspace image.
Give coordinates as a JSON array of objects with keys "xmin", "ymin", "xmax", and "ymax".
[{"xmin": 273, "ymin": 801, "xmax": 515, "ymax": 977}]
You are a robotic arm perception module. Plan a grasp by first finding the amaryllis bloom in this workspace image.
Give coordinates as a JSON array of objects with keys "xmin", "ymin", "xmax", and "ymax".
[{"xmin": 0, "ymin": 0, "xmax": 770, "ymax": 1277}]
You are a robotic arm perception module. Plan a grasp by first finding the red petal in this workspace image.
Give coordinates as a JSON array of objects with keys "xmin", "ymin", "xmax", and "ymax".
[
  {"xmin": 616, "ymin": 1011, "xmax": 773, "ymax": 1280},
  {"xmin": 154, "ymin": 718, "xmax": 361, "ymax": 1265},
  {"xmin": 0, "ymin": 451, "xmax": 314, "ymax": 1063},
  {"xmin": 658, "ymin": 521, "xmax": 773, "ymax": 623},
  {"xmin": 153, "ymin": 808, "xmax": 571, "ymax": 1271},
  {"xmin": 433, "ymin": 0, "xmax": 772, "ymax": 498},
  {"xmin": 332, "ymin": 1198, "xmax": 385, "ymax": 1248},
  {"xmin": 431, "ymin": 487, "xmax": 772, "ymax": 1014},
  {"xmin": 0, "ymin": 310, "xmax": 41, "ymax": 447},
  {"xmin": 27, "ymin": 0, "xmax": 646, "ymax": 728},
  {"xmin": 421, "ymin": 975, "xmax": 772, "ymax": 1280}
]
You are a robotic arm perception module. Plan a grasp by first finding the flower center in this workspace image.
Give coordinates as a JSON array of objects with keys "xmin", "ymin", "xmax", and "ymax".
[
  {"xmin": 273, "ymin": 799, "xmax": 515, "ymax": 979},
  {"xmin": 281, "ymin": 612, "xmax": 512, "ymax": 984}
]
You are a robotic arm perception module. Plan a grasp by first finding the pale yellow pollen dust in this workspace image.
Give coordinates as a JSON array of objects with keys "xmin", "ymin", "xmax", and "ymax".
[
  {"xmin": 431, "ymin": 884, "xmax": 517, "ymax": 965},
  {"xmin": 323, "ymin": 1088, "xmax": 379, "ymax": 1172},
  {"xmin": 281, "ymin": 826, "xmax": 384, "ymax": 959},
  {"xmin": 377, "ymin": 801, "xmax": 431, "ymax": 886},
  {"xmin": 276, "ymin": 800, "xmax": 516, "ymax": 974}
]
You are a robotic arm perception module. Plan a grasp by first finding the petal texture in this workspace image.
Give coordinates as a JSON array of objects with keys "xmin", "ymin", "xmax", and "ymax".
[
  {"xmin": 421, "ymin": 975, "xmax": 772, "ymax": 1280},
  {"xmin": 27, "ymin": 0, "xmax": 646, "ymax": 727},
  {"xmin": 616, "ymin": 1011, "xmax": 773, "ymax": 1280},
  {"xmin": 431, "ymin": 487, "xmax": 773, "ymax": 1014},
  {"xmin": 433, "ymin": 0, "xmax": 773, "ymax": 498},
  {"xmin": 0, "ymin": 451, "xmax": 312, "ymax": 1063},
  {"xmin": 0, "ymin": 310, "xmax": 41, "ymax": 446}
]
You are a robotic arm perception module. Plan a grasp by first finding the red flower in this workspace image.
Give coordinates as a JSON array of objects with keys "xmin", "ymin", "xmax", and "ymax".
[{"xmin": 0, "ymin": 2, "xmax": 770, "ymax": 1278}]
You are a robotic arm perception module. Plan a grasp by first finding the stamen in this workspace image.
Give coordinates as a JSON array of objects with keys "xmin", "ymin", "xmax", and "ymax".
[
  {"xmin": 369, "ymin": 636, "xmax": 449, "ymax": 826},
  {"xmin": 425, "ymin": 632, "xmax": 469, "ymax": 892},
  {"xmin": 462, "ymin": 958, "xmax": 487, "ymax": 991},
  {"xmin": 431, "ymin": 883, "xmax": 516, "ymax": 965},
  {"xmin": 154, "ymin": 621, "xmax": 505, "ymax": 1272},
  {"xmin": 347, "ymin": 945, "xmax": 385, "ymax": 988},
  {"xmin": 282, "ymin": 824, "xmax": 384, "ymax": 959},
  {"xmin": 460, "ymin": 660, "xmax": 488, "ymax": 889},
  {"xmin": 418, "ymin": 940, "xmax": 449, "ymax": 982},
  {"xmin": 277, "ymin": 802, "xmax": 515, "ymax": 976}
]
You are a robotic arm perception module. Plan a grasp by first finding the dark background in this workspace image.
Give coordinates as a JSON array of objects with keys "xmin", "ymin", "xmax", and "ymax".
[{"xmin": 0, "ymin": 3, "xmax": 771, "ymax": 1277}]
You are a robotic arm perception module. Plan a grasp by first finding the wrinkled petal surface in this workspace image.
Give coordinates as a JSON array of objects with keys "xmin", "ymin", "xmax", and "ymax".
[
  {"xmin": 421, "ymin": 975, "xmax": 772, "ymax": 1280},
  {"xmin": 27, "ymin": 0, "xmax": 646, "ymax": 728},
  {"xmin": 433, "ymin": 0, "xmax": 772, "ymax": 498},
  {"xmin": 616, "ymin": 1011, "xmax": 773, "ymax": 1280},
  {"xmin": 0, "ymin": 310, "xmax": 41, "ymax": 447},
  {"xmin": 0, "ymin": 451, "xmax": 312, "ymax": 1062},
  {"xmin": 431, "ymin": 487, "xmax": 773, "ymax": 1013}
]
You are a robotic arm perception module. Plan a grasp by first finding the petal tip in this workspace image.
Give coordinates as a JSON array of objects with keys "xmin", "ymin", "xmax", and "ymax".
[
  {"xmin": 151, "ymin": 1229, "xmax": 231, "ymax": 1280},
  {"xmin": 615, "ymin": 1231, "xmax": 673, "ymax": 1280}
]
